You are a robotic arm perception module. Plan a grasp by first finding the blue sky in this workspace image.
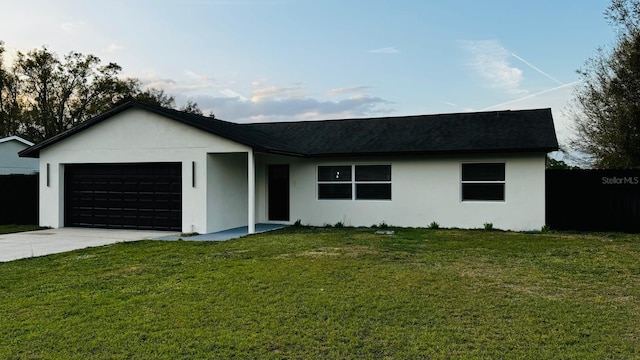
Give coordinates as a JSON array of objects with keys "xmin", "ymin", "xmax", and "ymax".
[{"xmin": 0, "ymin": 0, "xmax": 615, "ymax": 153}]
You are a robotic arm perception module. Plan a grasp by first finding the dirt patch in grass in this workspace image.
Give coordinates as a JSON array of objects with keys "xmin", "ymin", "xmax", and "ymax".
[
  {"xmin": 278, "ymin": 245, "xmax": 380, "ymax": 258},
  {"xmin": 453, "ymin": 257, "xmax": 583, "ymax": 301},
  {"xmin": 298, "ymin": 248, "xmax": 342, "ymax": 257},
  {"xmin": 102, "ymin": 265, "xmax": 150, "ymax": 278}
]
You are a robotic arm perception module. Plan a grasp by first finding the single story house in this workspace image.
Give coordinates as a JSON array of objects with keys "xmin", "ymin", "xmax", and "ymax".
[
  {"xmin": 0, "ymin": 136, "xmax": 39, "ymax": 175},
  {"xmin": 19, "ymin": 100, "xmax": 558, "ymax": 233}
]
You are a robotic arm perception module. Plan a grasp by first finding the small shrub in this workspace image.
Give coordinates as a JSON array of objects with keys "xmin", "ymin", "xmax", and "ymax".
[
  {"xmin": 428, "ymin": 221, "xmax": 440, "ymax": 229},
  {"xmin": 180, "ymin": 232, "xmax": 199, "ymax": 237},
  {"xmin": 371, "ymin": 224, "xmax": 378, "ymax": 229},
  {"xmin": 379, "ymin": 221, "xmax": 389, "ymax": 229},
  {"xmin": 483, "ymin": 222, "xmax": 494, "ymax": 231},
  {"xmin": 334, "ymin": 221, "xmax": 344, "ymax": 228},
  {"xmin": 323, "ymin": 223, "xmax": 333, "ymax": 228},
  {"xmin": 293, "ymin": 219, "xmax": 302, "ymax": 227}
]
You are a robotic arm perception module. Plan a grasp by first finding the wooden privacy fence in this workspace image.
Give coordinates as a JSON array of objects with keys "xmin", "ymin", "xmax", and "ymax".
[
  {"xmin": 0, "ymin": 174, "xmax": 39, "ymax": 225},
  {"xmin": 546, "ymin": 169, "xmax": 640, "ymax": 233}
]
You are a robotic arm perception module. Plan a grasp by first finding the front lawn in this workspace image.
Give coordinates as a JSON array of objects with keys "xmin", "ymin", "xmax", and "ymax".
[
  {"xmin": 0, "ymin": 224, "xmax": 41, "ymax": 234},
  {"xmin": 1, "ymin": 227, "xmax": 639, "ymax": 359}
]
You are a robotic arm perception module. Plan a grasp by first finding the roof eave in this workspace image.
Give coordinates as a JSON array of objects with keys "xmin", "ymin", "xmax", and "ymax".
[
  {"xmin": 302, "ymin": 147, "xmax": 559, "ymax": 158},
  {"xmin": 1, "ymin": 136, "xmax": 34, "ymax": 147},
  {"xmin": 258, "ymin": 148, "xmax": 306, "ymax": 157}
]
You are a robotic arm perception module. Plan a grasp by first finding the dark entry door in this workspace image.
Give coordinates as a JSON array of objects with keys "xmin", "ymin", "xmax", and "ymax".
[
  {"xmin": 268, "ymin": 164, "xmax": 289, "ymax": 221},
  {"xmin": 65, "ymin": 163, "xmax": 182, "ymax": 231}
]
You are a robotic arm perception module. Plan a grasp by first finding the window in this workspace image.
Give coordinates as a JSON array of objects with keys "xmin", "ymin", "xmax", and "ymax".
[
  {"xmin": 318, "ymin": 166, "xmax": 352, "ymax": 199},
  {"xmin": 461, "ymin": 163, "xmax": 505, "ymax": 201},
  {"xmin": 355, "ymin": 165, "xmax": 391, "ymax": 200},
  {"xmin": 318, "ymin": 165, "xmax": 391, "ymax": 200}
]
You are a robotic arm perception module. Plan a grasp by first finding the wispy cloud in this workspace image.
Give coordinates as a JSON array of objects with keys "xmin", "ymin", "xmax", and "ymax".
[
  {"xmin": 60, "ymin": 22, "xmax": 86, "ymax": 33},
  {"xmin": 143, "ymin": 78, "xmax": 177, "ymax": 88},
  {"xmin": 104, "ymin": 43, "xmax": 122, "ymax": 53},
  {"xmin": 190, "ymin": 94, "xmax": 392, "ymax": 122},
  {"xmin": 461, "ymin": 40, "xmax": 526, "ymax": 95},
  {"xmin": 511, "ymin": 53, "xmax": 564, "ymax": 85},
  {"xmin": 184, "ymin": 69, "xmax": 213, "ymax": 83},
  {"xmin": 480, "ymin": 81, "xmax": 578, "ymax": 111},
  {"xmin": 369, "ymin": 47, "xmax": 399, "ymax": 54},
  {"xmin": 251, "ymin": 84, "xmax": 306, "ymax": 102},
  {"xmin": 146, "ymin": 76, "xmax": 393, "ymax": 122},
  {"xmin": 138, "ymin": 69, "xmax": 224, "ymax": 94},
  {"xmin": 219, "ymin": 88, "xmax": 248, "ymax": 102},
  {"xmin": 141, "ymin": 75, "xmax": 214, "ymax": 93},
  {"xmin": 326, "ymin": 86, "xmax": 371, "ymax": 96}
]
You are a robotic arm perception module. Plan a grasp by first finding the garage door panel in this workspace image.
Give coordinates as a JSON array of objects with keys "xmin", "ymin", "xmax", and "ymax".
[{"xmin": 65, "ymin": 163, "xmax": 182, "ymax": 231}]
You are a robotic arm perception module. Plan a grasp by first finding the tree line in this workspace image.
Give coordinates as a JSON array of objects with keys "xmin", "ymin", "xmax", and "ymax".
[{"xmin": 0, "ymin": 42, "xmax": 204, "ymax": 143}]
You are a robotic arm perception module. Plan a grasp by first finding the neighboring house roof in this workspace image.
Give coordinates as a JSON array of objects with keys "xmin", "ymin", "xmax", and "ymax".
[
  {"xmin": 0, "ymin": 136, "xmax": 34, "ymax": 147},
  {"xmin": 19, "ymin": 99, "xmax": 559, "ymax": 158}
]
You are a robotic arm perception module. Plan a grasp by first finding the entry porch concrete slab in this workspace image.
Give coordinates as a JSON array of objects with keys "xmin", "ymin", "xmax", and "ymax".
[
  {"xmin": 0, "ymin": 228, "xmax": 179, "ymax": 263},
  {"xmin": 154, "ymin": 223, "xmax": 287, "ymax": 241}
]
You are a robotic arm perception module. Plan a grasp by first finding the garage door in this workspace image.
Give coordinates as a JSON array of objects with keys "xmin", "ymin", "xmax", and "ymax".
[{"xmin": 64, "ymin": 163, "xmax": 182, "ymax": 231}]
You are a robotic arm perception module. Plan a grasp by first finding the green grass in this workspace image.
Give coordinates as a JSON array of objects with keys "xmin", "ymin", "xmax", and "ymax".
[
  {"xmin": 1, "ymin": 227, "xmax": 639, "ymax": 359},
  {"xmin": 0, "ymin": 224, "xmax": 41, "ymax": 234}
]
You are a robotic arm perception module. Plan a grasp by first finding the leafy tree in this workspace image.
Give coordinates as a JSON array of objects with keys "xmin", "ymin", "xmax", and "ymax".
[
  {"xmin": 546, "ymin": 157, "xmax": 580, "ymax": 170},
  {"xmin": 0, "ymin": 41, "xmax": 23, "ymax": 137},
  {"xmin": 13, "ymin": 47, "xmax": 135, "ymax": 142},
  {"xmin": 133, "ymin": 86, "xmax": 176, "ymax": 108},
  {"xmin": 180, "ymin": 99, "xmax": 203, "ymax": 115},
  {"xmin": 570, "ymin": 0, "xmax": 640, "ymax": 168},
  {"xmin": 132, "ymin": 88, "xmax": 203, "ymax": 115},
  {"xmin": 0, "ymin": 43, "xmax": 205, "ymax": 142}
]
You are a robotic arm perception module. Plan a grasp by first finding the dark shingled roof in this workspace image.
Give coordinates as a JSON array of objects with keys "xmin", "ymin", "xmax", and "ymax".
[
  {"xmin": 244, "ymin": 108, "xmax": 558, "ymax": 156},
  {"xmin": 19, "ymin": 100, "xmax": 558, "ymax": 158}
]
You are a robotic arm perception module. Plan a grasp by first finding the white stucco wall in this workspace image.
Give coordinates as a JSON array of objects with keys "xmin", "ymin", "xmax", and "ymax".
[
  {"xmin": 0, "ymin": 139, "xmax": 39, "ymax": 175},
  {"xmin": 207, "ymin": 153, "xmax": 249, "ymax": 233},
  {"xmin": 256, "ymin": 153, "xmax": 547, "ymax": 231},
  {"xmin": 38, "ymin": 108, "xmax": 250, "ymax": 232}
]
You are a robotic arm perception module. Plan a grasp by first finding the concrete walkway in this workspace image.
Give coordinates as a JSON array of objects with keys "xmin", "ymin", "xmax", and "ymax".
[
  {"xmin": 0, "ymin": 224, "xmax": 288, "ymax": 262},
  {"xmin": 0, "ymin": 228, "xmax": 178, "ymax": 262},
  {"xmin": 155, "ymin": 223, "xmax": 287, "ymax": 241}
]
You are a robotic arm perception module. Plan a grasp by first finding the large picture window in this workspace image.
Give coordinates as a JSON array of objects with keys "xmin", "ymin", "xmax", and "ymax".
[
  {"xmin": 461, "ymin": 163, "xmax": 505, "ymax": 201},
  {"xmin": 318, "ymin": 165, "xmax": 391, "ymax": 200}
]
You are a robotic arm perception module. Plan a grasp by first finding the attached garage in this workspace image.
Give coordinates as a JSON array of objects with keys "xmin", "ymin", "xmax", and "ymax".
[{"xmin": 64, "ymin": 163, "xmax": 181, "ymax": 231}]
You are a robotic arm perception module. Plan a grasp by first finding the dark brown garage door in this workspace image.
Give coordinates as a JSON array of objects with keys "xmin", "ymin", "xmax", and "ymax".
[{"xmin": 65, "ymin": 163, "xmax": 182, "ymax": 231}]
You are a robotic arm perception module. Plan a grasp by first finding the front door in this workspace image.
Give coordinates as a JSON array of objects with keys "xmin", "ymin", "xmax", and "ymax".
[{"xmin": 268, "ymin": 164, "xmax": 289, "ymax": 221}]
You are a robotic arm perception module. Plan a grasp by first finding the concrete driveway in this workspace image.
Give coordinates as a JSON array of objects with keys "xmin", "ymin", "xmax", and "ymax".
[{"xmin": 0, "ymin": 228, "xmax": 179, "ymax": 262}]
